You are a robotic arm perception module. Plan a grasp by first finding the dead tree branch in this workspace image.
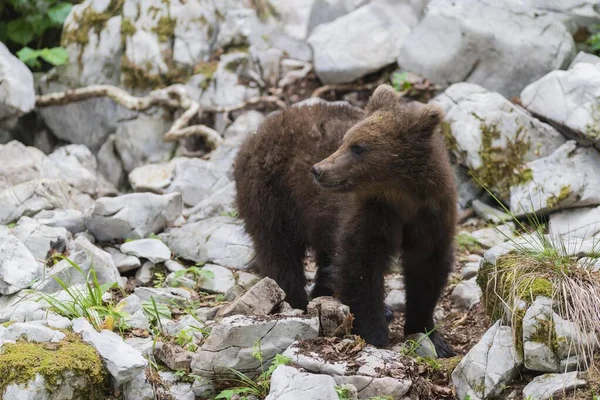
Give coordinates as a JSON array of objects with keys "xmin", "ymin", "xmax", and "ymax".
[{"xmin": 35, "ymin": 84, "xmax": 287, "ymax": 149}]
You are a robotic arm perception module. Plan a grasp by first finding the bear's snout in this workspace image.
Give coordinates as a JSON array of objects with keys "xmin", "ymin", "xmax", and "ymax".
[{"xmin": 310, "ymin": 165, "xmax": 323, "ymax": 180}]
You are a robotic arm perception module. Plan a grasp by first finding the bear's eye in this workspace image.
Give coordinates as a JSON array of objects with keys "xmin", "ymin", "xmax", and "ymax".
[{"xmin": 351, "ymin": 145, "xmax": 365, "ymax": 155}]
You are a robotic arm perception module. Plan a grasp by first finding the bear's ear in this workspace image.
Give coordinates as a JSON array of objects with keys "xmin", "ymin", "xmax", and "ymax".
[
  {"xmin": 414, "ymin": 103, "xmax": 445, "ymax": 135},
  {"xmin": 366, "ymin": 84, "xmax": 399, "ymax": 113}
]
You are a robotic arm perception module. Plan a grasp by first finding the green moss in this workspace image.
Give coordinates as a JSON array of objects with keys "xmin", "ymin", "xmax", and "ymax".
[
  {"xmin": 456, "ymin": 232, "xmax": 481, "ymax": 253},
  {"xmin": 527, "ymin": 317, "xmax": 558, "ymax": 351},
  {"xmin": 585, "ymin": 102, "xmax": 600, "ymax": 139},
  {"xmin": 516, "ymin": 277, "xmax": 553, "ymax": 302},
  {"xmin": 121, "ymin": 55, "xmax": 189, "ymax": 90},
  {"xmin": 153, "ymin": 16, "xmax": 176, "ymax": 43},
  {"xmin": 471, "ymin": 118, "xmax": 532, "ymax": 199},
  {"xmin": 546, "ymin": 185, "xmax": 572, "ymax": 210},
  {"xmin": 0, "ymin": 333, "xmax": 106, "ymax": 397},
  {"xmin": 441, "ymin": 120, "xmax": 458, "ymax": 153},
  {"xmin": 120, "ymin": 18, "xmax": 137, "ymax": 37},
  {"xmin": 193, "ymin": 60, "xmax": 218, "ymax": 80}
]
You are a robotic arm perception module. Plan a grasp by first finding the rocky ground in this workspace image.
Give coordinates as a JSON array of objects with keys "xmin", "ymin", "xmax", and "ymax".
[{"xmin": 2, "ymin": 0, "xmax": 600, "ymax": 399}]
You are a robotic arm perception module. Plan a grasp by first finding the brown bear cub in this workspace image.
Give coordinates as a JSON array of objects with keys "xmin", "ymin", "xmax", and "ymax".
[{"xmin": 233, "ymin": 85, "xmax": 457, "ymax": 357}]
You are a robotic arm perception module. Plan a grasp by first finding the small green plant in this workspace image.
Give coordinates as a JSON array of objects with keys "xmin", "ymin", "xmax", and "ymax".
[
  {"xmin": 0, "ymin": 0, "xmax": 73, "ymax": 70},
  {"xmin": 38, "ymin": 256, "xmax": 126, "ymax": 332},
  {"xmin": 335, "ymin": 385, "xmax": 353, "ymax": 400},
  {"xmin": 172, "ymin": 264, "xmax": 215, "ymax": 284},
  {"xmin": 219, "ymin": 209, "xmax": 239, "ymax": 218},
  {"xmin": 141, "ymin": 298, "xmax": 171, "ymax": 330},
  {"xmin": 587, "ymin": 25, "xmax": 600, "ymax": 55},
  {"xmin": 456, "ymin": 232, "xmax": 481, "ymax": 253},
  {"xmin": 215, "ymin": 340, "xmax": 291, "ymax": 399},
  {"xmin": 391, "ymin": 71, "xmax": 413, "ymax": 92}
]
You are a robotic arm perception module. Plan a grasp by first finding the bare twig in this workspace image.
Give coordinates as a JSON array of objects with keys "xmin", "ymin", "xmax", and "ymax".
[
  {"xmin": 310, "ymin": 80, "xmax": 384, "ymax": 98},
  {"xmin": 35, "ymin": 84, "xmax": 286, "ymax": 150}
]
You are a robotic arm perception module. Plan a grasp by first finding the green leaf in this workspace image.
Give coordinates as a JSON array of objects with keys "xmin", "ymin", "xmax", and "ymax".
[
  {"xmin": 16, "ymin": 46, "xmax": 41, "ymax": 68},
  {"xmin": 7, "ymin": 18, "xmax": 33, "ymax": 46},
  {"xmin": 48, "ymin": 2, "xmax": 73, "ymax": 25},
  {"xmin": 40, "ymin": 47, "xmax": 69, "ymax": 66}
]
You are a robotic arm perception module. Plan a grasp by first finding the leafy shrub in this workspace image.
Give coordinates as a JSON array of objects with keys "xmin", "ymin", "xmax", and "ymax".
[{"xmin": 0, "ymin": 0, "xmax": 77, "ymax": 69}]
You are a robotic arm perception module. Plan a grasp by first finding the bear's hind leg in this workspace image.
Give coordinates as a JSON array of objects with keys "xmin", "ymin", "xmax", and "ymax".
[{"xmin": 310, "ymin": 250, "xmax": 335, "ymax": 299}]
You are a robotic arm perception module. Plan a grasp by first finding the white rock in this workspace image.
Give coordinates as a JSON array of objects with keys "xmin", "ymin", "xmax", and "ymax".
[
  {"xmin": 2, "ymin": 372, "xmax": 94, "ymax": 400},
  {"xmin": 522, "ymin": 372, "xmax": 587, "ymax": 400},
  {"xmin": 33, "ymin": 209, "xmax": 86, "ymax": 234},
  {"xmin": 265, "ymin": 365, "xmax": 339, "ymax": 400},
  {"xmin": 191, "ymin": 315, "xmax": 319, "ymax": 377},
  {"xmin": 120, "ymin": 238, "xmax": 171, "ymax": 263},
  {"xmin": 135, "ymin": 261, "xmax": 154, "ymax": 285},
  {"xmin": 472, "ymin": 200, "xmax": 514, "ymax": 225},
  {"xmin": 523, "ymin": 297, "xmax": 559, "ymax": 372},
  {"xmin": 11, "ymin": 217, "xmax": 71, "ymax": 261},
  {"xmin": 185, "ymin": 180, "xmax": 237, "ymax": 222},
  {"xmin": 451, "ymin": 277, "xmax": 482, "ymax": 310},
  {"xmin": 0, "ymin": 42, "xmax": 35, "ymax": 120},
  {"xmin": 195, "ymin": 264, "xmax": 236, "ymax": 294},
  {"xmin": 569, "ymin": 51, "xmax": 600, "ymax": 68},
  {"xmin": 308, "ymin": 0, "xmax": 420, "ymax": 84},
  {"xmin": 218, "ymin": 277, "xmax": 286, "ymax": 318},
  {"xmin": 399, "ymin": 0, "xmax": 575, "ymax": 98},
  {"xmin": 85, "ymin": 192, "xmax": 183, "ymax": 241},
  {"xmin": 549, "ymin": 206, "xmax": 600, "ymax": 239},
  {"xmin": 224, "ymin": 110, "xmax": 265, "ymax": 140},
  {"xmin": 452, "ymin": 321, "xmax": 523, "ymax": 400},
  {"xmin": 105, "ymin": 246, "xmax": 141, "ymax": 273},
  {"xmin": 115, "ymin": 108, "xmax": 175, "ymax": 174},
  {"xmin": 168, "ymin": 159, "xmax": 231, "ymax": 207},
  {"xmin": 33, "ymin": 236, "xmax": 122, "ymax": 293},
  {"xmin": 97, "ymin": 134, "xmax": 126, "ymax": 189},
  {"xmin": 0, "ymin": 234, "xmax": 42, "ymax": 295},
  {"xmin": 164, "ymin": 216, "xmax": 253, "ymax": 269},
  {"xmin": 134, "ymin": 287, "xmax": 192, "ymax": 307},
  {"xmin": 462, "ymin": 261, "xmax": 481, "ymax": 280},
  {"xmin": 0, "ymin": 179, "xmax": 78, "ymax": 225},
  {"xmin": 470, "ymin": 224, "xmax": 515, "ymax": 249},
  {"xmin": 48, "ymin": 144, "xmax": 117, "ymax": 197},
  {"xmin": 1, "ymin": 322, "xmax": 65, "ymax": 344},
  {"xmin": 432, "ymin": 82, "xmax": 566, "ymax": 199},
  {"xmin": 72, "ymin": 317, "xmax": 148, "ymax": 384},
  {"xmin": 333, "ymin": 375, "xmax": 412, "ymax": 399},
  {"xmin": 128, "ymin": 161, "xmax": 177, "ymax": 193},
  {"xmin": 0, "ymin": 141, "xmax": 59, "ymax": 190},
  {"xmin": 510, "ymin": 141, "xmax": 600, "ymax": 216},
  {"xmin": 520, "ymin": 62, "xmax": 600, "ymax": 148}
]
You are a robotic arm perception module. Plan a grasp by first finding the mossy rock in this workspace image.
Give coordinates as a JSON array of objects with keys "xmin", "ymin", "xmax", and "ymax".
[{"xmin": 0, "ymin": 332, "xmax": 107, "ymax": 399}]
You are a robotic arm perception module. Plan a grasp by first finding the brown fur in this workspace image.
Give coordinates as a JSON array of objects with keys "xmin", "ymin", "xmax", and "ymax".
[{"xmin": 233, "ymin": 85, "xmax": 458, "ymax": 357}]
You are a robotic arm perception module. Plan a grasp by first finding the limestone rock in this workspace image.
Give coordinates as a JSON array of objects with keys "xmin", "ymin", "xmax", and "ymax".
[
  {"xmin": 549, "ymin": 206, "xmax": 600, "ymax": 239},
  {"xmin": 191, "ymin": 314, "xmax": 319, "ymax": 377},
  {"xmin": 432, "ymin": 82, "xmax": 566, "ymax": 200},
  {"xmin": 522, "ymin": 372, "xmax": 587, "ymax": 400},
  {"xmin": 73, "ymin": 317, "xmax": 148, "ymax": 384},
  {"xmin": 308, "ymin": 0, "xmax": 420, "ymax": 84},
  {"xmin": 452, "ymin": 321, "xmax": 523, "ymax": 400},
  {"xmin": 0, "ymin": 42, "xmax": 35, "ymax": 120},
  {"xmin": 399, "ymin": 0, "xmax": 575, "ymax": 98},
  {"xmin": 163, "ymin": 216, "xmax": 253, "ymax": 269},
  {"xmin": 85, "ymin": 192, "xmax": 182, "ymax": 241},
  {"xmin": 33, "ymin": 209, "xmax": 86, "ymax": 234},
  {"xmin": 451, "ymin": 277, "xmax": 482, "ymax": 310},
  {"xmin": 120, "ymin": 238, "xmax": 171, "ymax": 263},
  {"xmin": 0, "ymin": 180, "xmax": 78, "ymax": 225},
  {"xmin": 520, "ymin": 62, "xmax": 600, "ymax": 148},
  {"xmin": 265, "ymin": 365, "xmax": 339, "ymax": 400},
  {"xmin": 0, "ymin": 234, "xmax": 42, "ymax": 295},
  {"xmin": 307, "ymin": 296, "xmax": 352, "ymax": 336},
  {"xmin": 11, "ymin": 217, "xmax": 71, "ymax": 261},
  {"xmin": 218, "ymin": 277, "xmax": 286, "ymax": 318},
  {"xmin": 510, "ymin": 141, "xmax": 600, "ymax": 216}
]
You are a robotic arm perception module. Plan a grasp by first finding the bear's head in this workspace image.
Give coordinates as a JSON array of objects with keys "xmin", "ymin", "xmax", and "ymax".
[{"xmin": 310, "ymin": 84, "xmax": 445, "ymax": 193}]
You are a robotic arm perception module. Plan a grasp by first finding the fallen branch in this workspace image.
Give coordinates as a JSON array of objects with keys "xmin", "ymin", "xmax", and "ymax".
[{"xmin": 35, "ymin": 83, "xmax": 287, "ymax": 150}]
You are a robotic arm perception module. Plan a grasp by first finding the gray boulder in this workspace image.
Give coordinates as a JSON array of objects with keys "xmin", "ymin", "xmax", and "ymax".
[
  {"xmin": 520, "ymin": 62, "xmax": 600, "ymax": 149},
  {"xmin": 452, "ymin": 321, "xmax": 523, "ymax": 400},
  {"xmin": 548, "ymin": 206, "xmax": 600, "ymax": 239},
  {"xmin": 191, "ymin": 314, "xmax": 319, "ymax": 377},
  {"xmin": 0, "ymin": 179, "xmax": 79, "ymax": 225},
  {"xmin": 432, "ymin": 82, "xmax": 566, "ymax": 200},
  {"xmin": 0, "ymin": 322, "xmax": 66, "ymax": 344},
  {"xmin": 163, "ymin": 216, "xmax": 253, "ymax": 269},
  {"xmin": 33, "ymin": 209, "xmax": 86, "ymax": 234},
  {"xmin": 451, "ymin": 277, "xmax": 482, "ymax": 310},
  {"xmin": 85, "ymin": 192, "xmax": 182, "ymax": 241},
  {"xmin": 308, "ymin": 0, "xmax": 420, "ymax": 84},
  {"xmin": 522, "ymin": 372, "xmax": 587, "ymax": 400},
  {"xmin": 265, "ymin": 365, "xmax": 339, "ymax": 400},
  {"xmin": 73, "ymin": 317, "xmax": 147, "ymax": 385},
  {"xmin": 120, "ymin": 238, "xmax": 171, "ymax": 263},
  {"xmin": 510, "ymin": 141, "xmax": 600, "ymax": 215},
  {"xmin": 11, "ymin": 217, "xmax": 71, "ymax": 261},
  {"xmin": 218, "ymin": 277, "xmax": 285, "ymax": 318},
  {"xmin": 0, "ymin": 42, "xmax": 35, "ymax": 120},
  {"xmin": 398, "ymin": 0, "xmax": 575, "ymax": 98},
  {"xmin": 0, "ymin": 234, "xmax": 42, "ymax": 295}
]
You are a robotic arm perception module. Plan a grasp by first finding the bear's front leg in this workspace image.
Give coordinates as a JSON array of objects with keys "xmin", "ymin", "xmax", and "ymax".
[{"xmin": 333, "ymin": 203, "xmax": 399, "ymax": 347}]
